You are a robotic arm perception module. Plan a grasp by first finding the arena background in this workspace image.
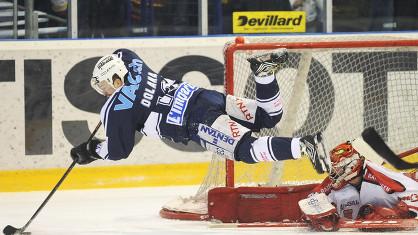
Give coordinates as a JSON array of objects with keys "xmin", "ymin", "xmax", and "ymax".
[{"xmin": 0, "ymin": 34, "xmax": 417, "ymax": 192}]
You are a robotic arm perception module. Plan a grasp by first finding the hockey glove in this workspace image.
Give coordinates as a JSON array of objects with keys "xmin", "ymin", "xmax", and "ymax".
[
  {"xmin": 298, "ymin": 193, "xmax": 340, "ymax": 231},
  {"xmin": 358, "ymin": 201, "xmax": 412, "ymax": 220},
  {"xmin": 70, "ymin": 139, "xmax": 102, "ymax": 165}
]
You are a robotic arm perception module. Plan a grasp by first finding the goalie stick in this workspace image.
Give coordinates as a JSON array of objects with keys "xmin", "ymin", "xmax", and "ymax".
[
  {"xmin": 209, "ymin": 218, "xmax": 418, "ymax": 230},
  {"xmin": 3, "ymin": 122, "xmax": 102, "ymax": 235},
  {"xmin": 353, "ymin": 127, "xmax": 418, "ymax": 170}
]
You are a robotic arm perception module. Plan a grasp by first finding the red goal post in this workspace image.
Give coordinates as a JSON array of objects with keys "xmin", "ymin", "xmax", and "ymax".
[{"xmin": 161, "ymin": 34, "xmax": 418, "ymax": 221}]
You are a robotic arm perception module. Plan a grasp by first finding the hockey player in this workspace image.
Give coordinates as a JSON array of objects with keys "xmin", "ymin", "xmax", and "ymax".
[
  {"xmin": 70, "ymin": 48, "xmax": 328, "ymax": 174},
  {"xmin": 299, "ymin": 141, "xmax": 418, "ymax": 231}
]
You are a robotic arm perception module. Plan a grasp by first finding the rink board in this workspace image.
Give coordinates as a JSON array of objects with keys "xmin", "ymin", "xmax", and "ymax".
[{"xmin": 1, "ymin": 153, "xmax": 416, "ymax": 192}]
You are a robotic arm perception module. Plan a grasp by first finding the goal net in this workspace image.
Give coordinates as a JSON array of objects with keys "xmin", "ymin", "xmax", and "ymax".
[{"xmin": 160, "ymin": 34, "xmax": 418, "ymax": 220}]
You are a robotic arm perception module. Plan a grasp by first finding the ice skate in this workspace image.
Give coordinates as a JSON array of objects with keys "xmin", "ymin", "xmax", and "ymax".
[
  {"xmin": 247, "ymin": 48, "xmax": 288, "ymax": 77},
  {"xmin": 300, "ymin": 132, "xmax": 328, "ymax": 174}
]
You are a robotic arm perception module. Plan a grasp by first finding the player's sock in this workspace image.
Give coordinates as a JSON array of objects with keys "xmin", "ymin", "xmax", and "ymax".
[
  {"xmin": 255, "ymin": 79, "xmax": 283, "ymax": 118},
  {"xmin": 247, "ymin": 49, "xmax": 288, "ymax": 118},
  {"xmin": 235, "ymin": 136, "xmax": 295, "ymax": 163}
]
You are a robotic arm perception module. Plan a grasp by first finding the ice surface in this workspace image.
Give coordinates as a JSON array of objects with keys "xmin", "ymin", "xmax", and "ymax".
[{"xmin": 0, "ymin": 186, "xmax": 416, "ymax": 235}]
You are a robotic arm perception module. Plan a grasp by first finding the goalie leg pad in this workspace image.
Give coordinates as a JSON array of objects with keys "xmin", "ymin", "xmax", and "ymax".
[{"xmin": 197, "ymin": 115, "xmax": 250, "ymax": 160}]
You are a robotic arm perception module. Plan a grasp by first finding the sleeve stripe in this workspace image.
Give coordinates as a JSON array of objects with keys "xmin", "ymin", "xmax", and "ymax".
[
  {"xmin": 250, "ymin": 145, "xmax": 259, "ymax": 163},
  {"xmin": 256, "ymin": 91, "xmax": 280, "ymax": 103},
  {"xmin": 267, "ymin": 137, "xmax": 278, "ymax": 161},
  {"xmin": 268, "ymin": 109, "xmax": 283, "ymax": 116}
]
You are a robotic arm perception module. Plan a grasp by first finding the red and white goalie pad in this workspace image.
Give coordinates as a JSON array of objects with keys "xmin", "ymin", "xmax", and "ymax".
[{"xmin": 298, "ymin": 193, "xmax": 340, "ymax": 231}]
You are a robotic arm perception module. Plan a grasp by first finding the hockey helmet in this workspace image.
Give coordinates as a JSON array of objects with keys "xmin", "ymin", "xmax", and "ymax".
[
  {"xmin": 91, "ymin": 54, "xmax": 128, "ymax": 96},
  {"xmin": 329, "ymin": 142, "xmax": 365, "ymax": 188}
]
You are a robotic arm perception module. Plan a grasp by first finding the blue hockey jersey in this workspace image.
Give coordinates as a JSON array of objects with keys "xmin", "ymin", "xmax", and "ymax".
[{"xmin": 96, "ymin": 49, "xmax": 203, "ymax": 160}]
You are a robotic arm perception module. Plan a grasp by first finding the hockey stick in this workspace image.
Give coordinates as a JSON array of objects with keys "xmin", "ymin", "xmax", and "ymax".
[
  {"xmin": 209, "ymin": 218, "xmax": 418, "ymax": 230},
  {"xmin": 353, "ymin": 127, "xmax": 418, "ymax": 170},
  {"xmin": 3, "ymin": 122, "xmax": 102, "ymax": 235}
]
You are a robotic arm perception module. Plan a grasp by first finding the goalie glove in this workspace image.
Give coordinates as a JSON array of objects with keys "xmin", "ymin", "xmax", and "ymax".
[
  {"xmin": 298, "ymin": 193, "xmax": 340, "ymax": 231},
  {"xmin": 358, "ymin": 201, "xmax": 412, "ymax": 220},
  {"xmin": 70, "ymin": 139, "xmax": 102, "ymax": 165}
]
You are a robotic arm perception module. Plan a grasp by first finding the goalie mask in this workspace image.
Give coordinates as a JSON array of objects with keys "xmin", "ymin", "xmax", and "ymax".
[
  {"xmin": 91, "ymin": 54, "xmax": 128, "ymax": 96},
  {"xmin": 329, "ymin": 142, "xmax": 365, "ymax": 188}
]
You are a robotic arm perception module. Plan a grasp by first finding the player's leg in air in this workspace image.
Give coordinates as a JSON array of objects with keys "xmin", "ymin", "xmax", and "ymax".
[{"xmin": 188, "ymin": 49, "xmax": 327, "ymax": 174}]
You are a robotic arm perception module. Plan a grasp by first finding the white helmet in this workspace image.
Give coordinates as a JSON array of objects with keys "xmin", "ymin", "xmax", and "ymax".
[{"xmin": 91, "ymin": 54, "xmax": 128, "ymax": 95}]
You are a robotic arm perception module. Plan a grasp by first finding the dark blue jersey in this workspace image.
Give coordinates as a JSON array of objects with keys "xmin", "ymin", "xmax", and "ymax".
[{"xmin": 96, "ymin": 49, "xmax": 203, "ymax": 160}]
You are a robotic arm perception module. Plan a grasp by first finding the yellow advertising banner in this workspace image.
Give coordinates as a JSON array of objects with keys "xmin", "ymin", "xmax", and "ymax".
[{"xmin": 233, "ymin": 11, "xmax": 306, "ymax": 33}]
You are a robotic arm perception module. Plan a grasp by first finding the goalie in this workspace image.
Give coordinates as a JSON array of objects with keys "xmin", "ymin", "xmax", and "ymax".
[
  {"xmin": 299, "ymin": 141, "xmax": 418, "ymax": 231},
  {"xmin": 70, "ymin": 48, "xmax": 328, "ymax": 174}
]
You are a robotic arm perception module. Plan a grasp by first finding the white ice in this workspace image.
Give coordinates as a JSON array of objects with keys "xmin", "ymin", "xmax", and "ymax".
[{"xmin": 0, "ymin": 186, "xmax": 416, "ymax": 235}]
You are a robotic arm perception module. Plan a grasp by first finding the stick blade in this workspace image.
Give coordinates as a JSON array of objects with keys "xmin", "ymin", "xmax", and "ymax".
[
  {"xmin": 361, "ymin": 127, "xmax": 418, "ymax": 170},
  {"xmin": 3, "ymin": 225, "xmax": 30, "ymax": 235},
  {"xmin": 3, "ymin": 225, "xmax": 18, "ymax": 235}
]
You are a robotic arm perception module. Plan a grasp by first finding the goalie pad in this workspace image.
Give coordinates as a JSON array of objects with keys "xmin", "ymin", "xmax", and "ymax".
[
  {"xmin": 298, "ymin": 193, "xmax": 340, "ymax": 231},
  {"xmin": 358, "ymin": 201, "xmax": 412, "ymax": 220}
]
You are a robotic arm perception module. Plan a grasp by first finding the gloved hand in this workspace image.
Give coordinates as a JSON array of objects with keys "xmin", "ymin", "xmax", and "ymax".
[
  {"xmin": 299, "ymin": 193, "xmax": 340, "ymax": 231},
  {"xmin": 358, "ymin": 201, "xmax": 412, "ymax": 220},
  {"xmin": 70, "ymin": 139, "xmax": 102, "ymax": 165}
]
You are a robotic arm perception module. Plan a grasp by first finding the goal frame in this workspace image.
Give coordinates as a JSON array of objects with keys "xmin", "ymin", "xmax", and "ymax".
[
  {"xmin": 223, "ymin": 36, "xmax": 418, "ymax": 188},
  {"xmin": 160, "ymin": 35, "xmax": 418, "ymax": 221}
]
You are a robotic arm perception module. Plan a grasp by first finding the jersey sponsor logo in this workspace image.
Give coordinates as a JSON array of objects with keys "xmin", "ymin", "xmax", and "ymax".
[
  {"xmin": 166, "ymin": 83, "xmax": 198, "ymax": 125},
  {"xmin": 400, "ymin": 193, "xmax": 418, "ymax": 202},
  {"xmin": 114, "ymin": 84, "xmax": 140, "ymax": 111},
  {"xmin": 128, "ymin": 58, "xmax": 143, "ymax": 75},
  {"xmin": 235, "ymin": 97, "xmax": 254, "ymax": 121},
  {"xmin": 364, "ymin": 166, "xmax": 406, "ymax": 194},
  {"xmin": 228, "ymin": 121, "xmax": 241, "ymax": 138},
  {"xmin": 114, "ymin": 58, "xmax": 145, "ymax": 111},
  {"xmin": 199, "ymin": 124, "xmax": 235, "ymax": 146},
  {"xmin": 127, "ymin": 59, "xmax": 143, "ymax": 85},
  {"xmin": 340, "ymin": 200, "xmax": 359, "ymax": 211}
]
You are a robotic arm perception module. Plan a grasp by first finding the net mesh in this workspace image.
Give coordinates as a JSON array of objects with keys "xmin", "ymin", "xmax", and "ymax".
[{"xmin": 161, "ymin": 35, "xmax": 418, "ymax": 217}]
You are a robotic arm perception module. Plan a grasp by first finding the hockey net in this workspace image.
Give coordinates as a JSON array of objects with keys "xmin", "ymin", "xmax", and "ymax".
[{"xmin": 160, "ymin": 34, "xmax": 418, "ymax": 220}]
